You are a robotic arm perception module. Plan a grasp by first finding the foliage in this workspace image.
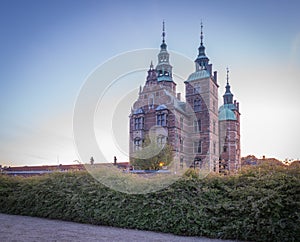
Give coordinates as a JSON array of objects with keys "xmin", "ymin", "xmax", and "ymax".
[
  {"xmin": 131, "ymin": 137, "xmax": 173, "ymax": 170},
  {"xmin": 0, "ymin": 164, "xmax": 299, "ymax": 242}
]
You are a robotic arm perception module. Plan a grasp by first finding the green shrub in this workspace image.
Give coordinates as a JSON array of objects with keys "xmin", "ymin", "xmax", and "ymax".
[{"xmin": 0, "ymin": 165, "xmax": 299, "ymax": 242}]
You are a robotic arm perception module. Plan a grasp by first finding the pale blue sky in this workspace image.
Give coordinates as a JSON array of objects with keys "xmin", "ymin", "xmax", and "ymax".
[{"xmin": 0, "ymin": 0, "xmax": 299, "ymax": 166}]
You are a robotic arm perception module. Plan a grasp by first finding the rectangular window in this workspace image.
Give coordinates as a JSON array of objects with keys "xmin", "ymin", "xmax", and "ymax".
[
  {"xmin": 213, "ymin": 100, "xmax": 216, "ymax": 113},
  {"xmin": 134, "ymin": 118, "xmax": 139, "ymax": 130},
  {"xmin": 194, "ymin": 99, "xmax": 201, "ymax": 112},
  {"xmin": 157, "ymin": 136, "xmax": 166, "ymax": 146},
  {"xmin": 213, "ymin": 120, "xmax": 216, "ymax": 134},
  {"xmin": 213, "ymin": 142, "xmax": 216, "ymax": 155},
  {"xmin": 157, "ymin": 114, "xmax": 167, "ymax": 126},
  {"xmin": 180, "ymin": 156, "xmax": 184, "ymax": 168},
  {"xmin": 180, "ymin": 138, "xmax": 183, "ymax": 152},
  {"xmin": 194, "ymin": 119, "xmax": 201, "ymax": 132},
  {"xmin": 135, "ymin": 117, "xmax": 144, "ymax": 130},
  {"xmin": 194, "ymin": 120, "xmax": 198, "ymax": 132},
  {"xmin": 134, "ymin": 139, "xmax": 142, "ymax": 151},
  {"xmin": 139, "ymin": 117, "xmax": 144, "ymax": 129},
  {"xmin": 180, "ymin": 117, "xmax": 184, "ymax": 130},
  {"xmin": 162, "ymin": 114, "xmax": 166, "ymax": 126},
  {"xmin": 194, "ymin": 141, "xmax": 202, "ymax": 154},
  {"xmin": 194, "ymin": 83, "xmax": 200, "ymax": 94}
]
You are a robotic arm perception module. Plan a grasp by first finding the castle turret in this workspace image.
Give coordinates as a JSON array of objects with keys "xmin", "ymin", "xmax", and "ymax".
[{"xmin": 219, "ymin": 68, "xmax": 241, "ymax": 173}]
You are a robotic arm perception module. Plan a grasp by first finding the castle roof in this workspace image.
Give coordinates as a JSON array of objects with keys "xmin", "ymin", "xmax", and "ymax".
[
  {"xmin": 186, "ymin": 69, "xmax": 210, "ymax": 82},
  {"xmin": 219, "ymin": 105, "xmax": 237, "ymax": 121}
]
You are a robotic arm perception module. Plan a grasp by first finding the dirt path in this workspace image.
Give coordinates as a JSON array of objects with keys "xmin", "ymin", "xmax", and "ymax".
[{"xmin": 0, "ymin": 213, "xmax": 236, "ymax": 242}]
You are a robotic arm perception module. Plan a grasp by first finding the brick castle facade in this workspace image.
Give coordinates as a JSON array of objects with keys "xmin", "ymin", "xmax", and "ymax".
[{"xmin": 129, "ymin": 23, "xmax": 241, "ymax": 173}]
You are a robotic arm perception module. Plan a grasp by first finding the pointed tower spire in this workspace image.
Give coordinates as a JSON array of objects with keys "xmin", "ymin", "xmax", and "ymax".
[
  {"xmin": 200, "ymin": 21, "xmax": 203, "ymax": 46},
  {"xmin": 160, "ymin": 20, "xmax": 167, "ymax": 50},
  {"xmin": 156, "ymin": 20, "xmax": 173, "ymax": 83},
  {"xmin": 223, "ymin": 67, "xmax": 234, "ymax": 104},
  {"xmin": 226, "ymin": 67, "xmax": 229, "ymax": 84},
  {"xmin": 162, "ymin": 20, "xmax": 165, "ymax": 43},
  {"xmin": 195, "ymin": 21, "xmax": 210, "ymax": 72}
]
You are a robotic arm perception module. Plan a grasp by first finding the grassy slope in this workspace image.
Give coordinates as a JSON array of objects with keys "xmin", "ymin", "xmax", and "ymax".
[{"xmin": 0, "ymin": 164, "xmax": 299, "ymax": 242}]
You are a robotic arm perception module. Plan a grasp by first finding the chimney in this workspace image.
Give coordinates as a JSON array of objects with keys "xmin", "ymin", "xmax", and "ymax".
[{"xmin": 177, "ymin": 93, "xmax": 181, "ymax": 101}]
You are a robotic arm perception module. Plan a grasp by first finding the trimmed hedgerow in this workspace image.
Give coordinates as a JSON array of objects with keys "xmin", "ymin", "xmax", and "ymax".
[{"xmin": 0, "ymin": 165, "xmax": 299, "ymax": 242}]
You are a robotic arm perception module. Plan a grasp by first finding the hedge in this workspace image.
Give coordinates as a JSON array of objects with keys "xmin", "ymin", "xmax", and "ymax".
[{"xmin": 0, "ymin": 164, "xmax": 299, "ymax": 241}]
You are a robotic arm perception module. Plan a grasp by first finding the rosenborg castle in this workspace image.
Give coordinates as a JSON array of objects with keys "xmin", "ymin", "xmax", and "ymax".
[{"xmin": 129, "ymin": 23, "xmax": 241, "ymax": 173}]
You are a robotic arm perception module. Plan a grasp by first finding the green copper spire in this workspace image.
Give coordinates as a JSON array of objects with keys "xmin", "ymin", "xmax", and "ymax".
[
  {"xmin": 160, "ymin": 20, "xmax": 167, "ymax": 50},
  {"xmin": 195, "ymin": 21, "xmax": 209, "ymax": 70},
  {"xmin": 156, "ymin": 20, "xmax": 173, "ymax": 82},
  {"xmin": 223, "ymin": 67, "xmax": 234, "ymax": 104}
]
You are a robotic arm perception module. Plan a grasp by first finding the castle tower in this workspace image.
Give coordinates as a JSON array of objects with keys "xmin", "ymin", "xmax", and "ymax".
[
  {"xmin": 155, "ymin": 21, "xmax": 176, "ymax": 95},
  {"xmin": 218, "ymin": 68, "xmax": 241, "ymax": 173},
  {"xmin": 129, "ymin": 22, "xmax": 188, "ymax": 169},
  {"xmin": 184, "ymin": 23, "xmax": 219, "ymax": 172}
]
